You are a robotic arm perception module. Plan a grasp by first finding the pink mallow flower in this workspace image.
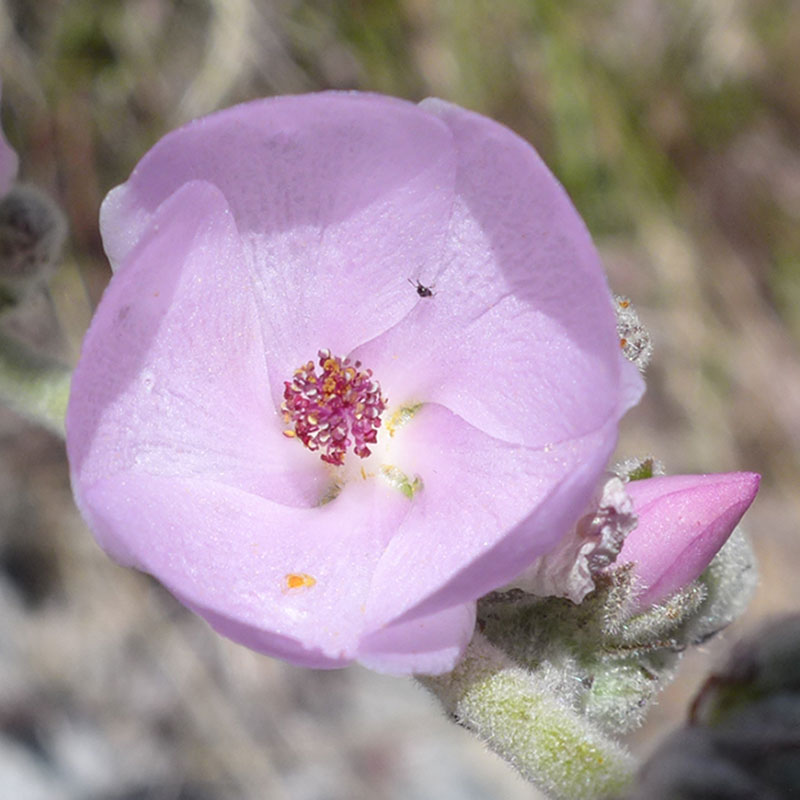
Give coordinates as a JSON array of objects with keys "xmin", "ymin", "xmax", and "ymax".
[
  {"xmin": 0, "ymin": 83, "xmax": 18, "ymax": 196},
  {"xmin": 66, "ymin": 93, "xmax": 643, "ymax": 674},
  {"xmin": 618, "ymin": 472, "xmax": 760, "ymax": 613}
]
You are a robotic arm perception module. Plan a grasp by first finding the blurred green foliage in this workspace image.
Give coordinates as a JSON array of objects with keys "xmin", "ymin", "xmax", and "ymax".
[
  {"xmin": 3, "ymin": 0, "xmax": 796, "ymax": 247},
  {"xmin": 1, "ymin": 0, "xmax": 799, "ymax": 474}
]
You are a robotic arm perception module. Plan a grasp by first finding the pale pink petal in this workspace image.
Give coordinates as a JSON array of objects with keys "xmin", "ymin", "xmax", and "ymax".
[
  {"xmin": 100, "ymin": 93, "xmax": 457, "ymax": 410},
  {"xmin": 68, "ymin": 180, "xmax": 327, "ymax": 508},
  {"xmin": 363, "ymin": 403, "xmax": 621, "ymax": 629},
  {"xmin": 80, "ymin": 473, "xmax": 410, "ymax": 665},
  {"xmin": 619, "ymin": 472, "xmax": 760, "ymax": 612},
  {"xmin": 352, "ymin": 98, "xmax": 642, "ymax": 448},
  {"xmin": 357, "ymin": 602, "xmax": 476, "ymax": 675},
  {"xmin": 0, "ymin": 83, "xmax": 18, "ymax": 196},
  {"xmin": 67, "ymin": 93, "xmax": 650, "ymax": 673}
]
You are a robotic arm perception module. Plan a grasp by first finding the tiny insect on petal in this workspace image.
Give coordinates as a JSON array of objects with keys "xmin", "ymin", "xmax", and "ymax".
[{"xmin": 408, "ymin": 277, "xmax": 434, "ymax": 298}]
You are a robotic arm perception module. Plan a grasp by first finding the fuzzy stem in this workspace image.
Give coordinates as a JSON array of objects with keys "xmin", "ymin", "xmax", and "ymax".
[
  {"xmin": 0, "ymin": 331, "xmax": 70, "ymax": 436},
  {"xmin": 418, "ymin": 633, "xmax": 636, "ymax": 800}
]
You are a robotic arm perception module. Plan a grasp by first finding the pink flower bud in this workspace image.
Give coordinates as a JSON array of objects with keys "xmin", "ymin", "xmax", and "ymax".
[{"xmin": 618, "ymin": 472, "xmax": 760, "ymax": 613}]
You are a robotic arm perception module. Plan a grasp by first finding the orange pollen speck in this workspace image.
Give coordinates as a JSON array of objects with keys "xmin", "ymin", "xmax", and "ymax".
[
  {"xmin": 286, "ymin": 573, "xmax": 316, "ymax": 590},
  {"xmin": 620, "ymin": 338, "xmax": 628, "ymax": 348},
  {"xmin": 619, "ymin": 299, "xmax": 630, "ymax": 308},
  {"xmin": 283, "ymin": 429, "xmax": 296, "ymax": 438}
]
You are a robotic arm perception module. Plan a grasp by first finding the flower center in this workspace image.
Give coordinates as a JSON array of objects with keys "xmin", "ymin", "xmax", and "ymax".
[{"xmin": 282, "ymin": 349, "xmax": 387, "ymax": 466}]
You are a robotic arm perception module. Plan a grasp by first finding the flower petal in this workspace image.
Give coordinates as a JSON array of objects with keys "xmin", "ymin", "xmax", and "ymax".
[
  {"xmin": 353, "ymin": 97, "xmax": 641, "ymax": 448},
  {"xmin": 0, "ymin": 82, "xmax": 18, "ymax": 196},
  {"xmin": 357, "ymin": 602, "xmax": 476, "ymax": 675},
  {"xmin": 68, "ymin": 180, "xmax": 326, "ymax": 508},
  {"xmin": 80, "ymin": 472, "xmax": 410, "ymax": 666},
  {"xmin": 363, "ymin": 403, "xmax": 620, "ymax": 629},
  {"xmin": 619, "ymin": 472, "xmax": 761, "ymax": 611},
  {"xmin": 100, "ymin": 93, "xmax": 458, "ymax": 409},
  {"xmin": 69, "ymin": 93, "xmax": 650, "ymax": 674}
]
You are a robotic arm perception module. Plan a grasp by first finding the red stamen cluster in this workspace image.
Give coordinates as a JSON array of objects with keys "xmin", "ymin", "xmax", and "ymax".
[{"xmin": 282, "ymin": 349, "xmax": 387, "ymax": 466}]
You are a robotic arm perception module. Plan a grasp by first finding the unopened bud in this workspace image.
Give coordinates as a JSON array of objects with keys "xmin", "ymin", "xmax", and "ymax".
[
  {"xmin": 614, "ymin": 294, "xmax": 652, "ymax": 373},
  {"xmin": 614, "ymin": 455, "xmax": 665, "ymax": 482},
  {"xmin": 0, "ymin": 184, "xmax": 67, "ymax": 307},
  {"xmin": 616, "ymin": 472, "xmax": 760, "ymax": 613},
  {"xmin": 0, "ymin": 83, "xmax": 17, "ymax": 197}
]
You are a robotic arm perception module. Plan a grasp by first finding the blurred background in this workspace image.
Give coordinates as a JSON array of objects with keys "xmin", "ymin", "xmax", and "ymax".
[{"xmin": 0, "ymin": 0, "xmax": 798, "ymax": 798}]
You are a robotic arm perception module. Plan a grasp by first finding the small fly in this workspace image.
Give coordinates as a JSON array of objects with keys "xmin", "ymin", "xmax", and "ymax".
[{"xmin": 408, "ymin": 278, "xmax": 435, "ymax": 298}]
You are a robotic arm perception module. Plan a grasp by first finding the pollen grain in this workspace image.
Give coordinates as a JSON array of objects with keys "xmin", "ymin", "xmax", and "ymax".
[{"xmin": 285, "ymin": 572, "xmax": 316, "ymax": 591}]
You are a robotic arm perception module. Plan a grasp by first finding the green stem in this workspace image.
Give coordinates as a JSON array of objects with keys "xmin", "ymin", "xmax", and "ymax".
[
  {"xmin": 0, "ymin": 331, "xmax": 70, "ymax": 436},
  {"xmin": 418, "ymin": 633, "xmax": 636, "ymax": 800}
]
